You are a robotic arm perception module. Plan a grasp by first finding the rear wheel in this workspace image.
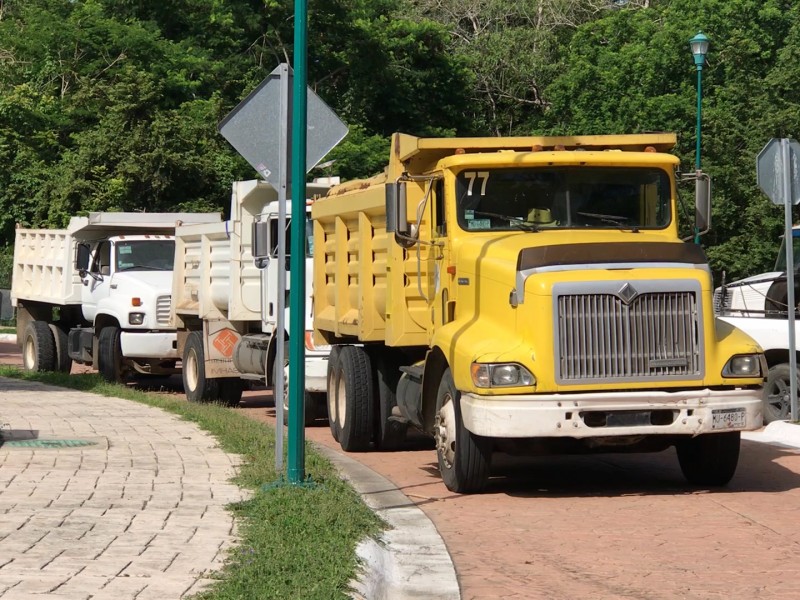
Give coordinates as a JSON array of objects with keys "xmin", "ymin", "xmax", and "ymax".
[
  {"xmin": 435, "ymin": 368, "xmax": 491, "ymax": 493},
  {"xmin": 337, "ymin": 345, "xmax": 374, "ymax": 452},
  {"xmin": 326, "ymin": 347, "xmax": 342, "ymax": 441},
  {"xmin": 183, "ymin": 331, "xmax": 219, "ymax": 402},
  {"xmin": 676, "ymin": 431, "xmax": 741, "ymax": 486},
  {"xmin": 763, "ymin": 364, "xmax": 797, "ymax": 423},
  {"xmin": 22, "ymin": 321, "xmax": 56, "ymax": 372},
  {"xmin": 49, "ymin": 324, "xmax": 72, "ymax": 373},
  {"xmin": 98, "ymin": 326, "xmax": 126, "ymax": 383},
  {"xmin": 217, "ymin": 378, "xmax": 245, "ymax": 407}
]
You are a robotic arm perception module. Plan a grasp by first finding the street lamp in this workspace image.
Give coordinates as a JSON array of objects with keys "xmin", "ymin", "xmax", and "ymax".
[
  {"xmin": 689, "ymin": 31, "xmax": 709, "ymax": 244},
  {"xmin": 689, "ymin": 32, "xmax": 709, "ymax": 171}
]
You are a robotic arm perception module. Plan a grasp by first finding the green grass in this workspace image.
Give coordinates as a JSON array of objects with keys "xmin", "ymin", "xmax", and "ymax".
[{"xmin": 0, "ymin": 366, "xmax": 383, "ymax": 599}]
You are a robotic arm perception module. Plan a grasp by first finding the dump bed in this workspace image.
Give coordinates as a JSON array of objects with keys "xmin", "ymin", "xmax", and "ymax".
[{"xmin": 12, "ymin": 212, "xmax": 222, "ymax": 307}]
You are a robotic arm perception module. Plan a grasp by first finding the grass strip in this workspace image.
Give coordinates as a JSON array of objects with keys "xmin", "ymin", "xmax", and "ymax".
[{"xmin": 0, "ymin": 367, "xmax": 383, "ymax": 599}]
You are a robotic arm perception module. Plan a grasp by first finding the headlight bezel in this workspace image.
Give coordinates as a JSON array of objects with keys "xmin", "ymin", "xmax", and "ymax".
[
  {"xmin": 722, "ymin": 354, "xmax": 763, "ymax": 378},
  {"xmin": 128, "ymin": 312, "xmax": 145, "ymax": 325},
  {"xmin": 470, "ymin": 362, "xmax": 535, "ymax": 388}
]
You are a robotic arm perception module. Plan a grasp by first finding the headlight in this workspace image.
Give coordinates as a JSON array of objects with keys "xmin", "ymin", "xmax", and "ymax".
[
  {"xmin": 129, "ymin": 312, "xmax": 145, "ymax": 325},
  {"xmin": 722, "ymin": 354, "xmax": 762, "ymax": 377},
  {"xmin": 471, "ymin": 363, "xmax": 535, "ymax": 388}
]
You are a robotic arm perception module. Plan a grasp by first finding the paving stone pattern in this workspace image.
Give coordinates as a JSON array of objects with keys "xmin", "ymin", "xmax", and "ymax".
[{"xmin": 0, "ymin": 378, "xmax": 246, "ymax": 600}]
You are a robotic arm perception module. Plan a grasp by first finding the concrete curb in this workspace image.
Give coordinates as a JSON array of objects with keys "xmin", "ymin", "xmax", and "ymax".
[
  {"xmin": 314, "ymin": 444, "xmax": 460, "ymax": 600},
  {"xmin": 0, "ymin": 333, "xmax": 16, "ymax": 343},
  {"xmin": 743, "ymin": 420, "xmax": 800, "ymax": 449}
]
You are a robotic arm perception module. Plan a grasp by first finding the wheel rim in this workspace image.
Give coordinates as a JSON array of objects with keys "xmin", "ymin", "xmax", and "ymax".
[
  {"xmin": 185, "ymin": 349, "xmax": 199, "ymax": 392},
  {"xmin": 337, "ymin": 369, "xmax": 347, "ymax": 429},
  {"xmin": 327, "ymin": 368, "xmax": 337, "ymax": 425},
  {"xmin": 766, "ymin": 376, "xmax": 791, "ymax": 419},
  {"xmin": 282, "ymin": 361, "xmax": 290, "ymax": 413},
  {"xmin": 435, "ymin": 392, "xmax": 456, "ymax": 469},
  {"xmin": 23, "ymin": 335, "xmax": 35, "ymax": 370}
]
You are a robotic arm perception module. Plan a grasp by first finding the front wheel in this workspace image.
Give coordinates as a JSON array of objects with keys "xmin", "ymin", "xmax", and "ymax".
[
  {"xmin": 435, "ymin": 368, "xmax": 491, "ymax": 493},
  {"xmin": 763, "ymin": 363, "xmax": 799, "ymax": 424},
  {"xmin": 98, "ymin": 326, "xmax": 126, "ymax": 383},
  {"xmin": 676, "ymin": 432, "xmax": 741, "ymax": 486},
  {"xmin": 274, "ymin": 342, "xmax": 317, "ymax": 426}
]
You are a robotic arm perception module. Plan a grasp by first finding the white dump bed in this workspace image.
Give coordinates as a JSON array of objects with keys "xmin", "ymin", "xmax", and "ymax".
[
  {"xmin": 12, "ymin": 228, "xmax": 78, "ymax": 305},
  {"xmin": 172, "ymin": 181, "xmax": 270, "ymax": 323},
  {"xmin": 12, "ymin": 212, "xmax": 222, "ymax": 307}
]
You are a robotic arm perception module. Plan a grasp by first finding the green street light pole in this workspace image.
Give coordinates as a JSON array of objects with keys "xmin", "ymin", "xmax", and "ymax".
[
  {"xmin": 288, "ymin": 0, "xmax": 308, "ymax": 484},
  {"xmin": 690, "ymin": 31, "xmax": 709, "ymax": 243}
]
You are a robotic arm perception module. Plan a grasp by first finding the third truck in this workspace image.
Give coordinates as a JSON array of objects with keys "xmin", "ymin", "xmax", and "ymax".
[{"xmin": 313, "ymin": 132, "xmax": 767, "ymax": 493}]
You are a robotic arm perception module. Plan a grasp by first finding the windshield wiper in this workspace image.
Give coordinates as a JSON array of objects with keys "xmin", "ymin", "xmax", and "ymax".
[
  {"xmin": 576, "ymin": 211, "xmax": 640, "ymax": 233},
  {"xmin": 117, "ymin": 264, "xmax": 171, "ymax": 271},
  {"xmin": 471, "ymin": 210, "xmax": 540, "ymax": 232}
]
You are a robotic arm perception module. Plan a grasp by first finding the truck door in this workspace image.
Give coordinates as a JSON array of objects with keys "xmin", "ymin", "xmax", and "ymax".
[
  {"xmin": 262, "ymin": 215, "xmax": 289, "ymax": 332},
  {"xmin": 80, "ymin": 241, "xmax": 113, "ymax": 323}
]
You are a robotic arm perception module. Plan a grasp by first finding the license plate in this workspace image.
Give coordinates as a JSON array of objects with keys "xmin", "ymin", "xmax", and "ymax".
[{"xmin": 712, "ymin": 407, "xmax": 746, "ymax": 430}]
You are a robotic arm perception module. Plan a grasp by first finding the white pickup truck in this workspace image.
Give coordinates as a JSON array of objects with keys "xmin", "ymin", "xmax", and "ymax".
[
  {"xmin": 714, "ymin": 226, "xmax": 800, "ymax": 422},
  {"xmin": 12, "ymin": 212, "xmax": 221, "ymax": 382}
]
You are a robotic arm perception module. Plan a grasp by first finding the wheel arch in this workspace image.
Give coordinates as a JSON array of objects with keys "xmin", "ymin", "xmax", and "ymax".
[{"xmin": 421, "ymin": 346, "xmax": 449, "ymax": 434}]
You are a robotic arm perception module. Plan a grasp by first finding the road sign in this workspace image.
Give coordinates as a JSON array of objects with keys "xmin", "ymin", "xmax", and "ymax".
[
  {"xmin": 218, "ymin": 65, "xmax": 348, "ymax": 187},
  {"xmin": 757, "ymin": 138, "xmax": 800, "ymax": 205}
]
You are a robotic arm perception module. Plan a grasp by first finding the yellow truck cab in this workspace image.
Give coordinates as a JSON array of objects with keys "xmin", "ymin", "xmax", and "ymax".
[{"xmin": 312, "ymin": 133, "xmax": 765, "ymax": 493}]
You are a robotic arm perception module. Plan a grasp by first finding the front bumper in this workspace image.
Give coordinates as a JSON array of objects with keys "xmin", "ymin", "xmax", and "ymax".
[
  {"xmin": 460, "ymin": 388, "xmax": 763, "ymax": 438},
  {"xmin": 120, "ymin": 331, "xmax": 178, "ymax": 359},
  {"xmin": 304, "ymin": 352, "xmax": 329, "ymax": 393}
]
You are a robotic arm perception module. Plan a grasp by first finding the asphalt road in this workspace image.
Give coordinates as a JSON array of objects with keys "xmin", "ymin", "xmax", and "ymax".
[{"xmin": 4, "ymin": 341, "xmax": 800, "ymax": 599}]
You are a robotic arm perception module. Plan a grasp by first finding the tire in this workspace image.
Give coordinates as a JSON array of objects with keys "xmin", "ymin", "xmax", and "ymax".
[
  {"xmin": 676, "ymin": 431, "xmax": 741, "ymax": 486},
  {"xmin": 98, "ymin": 326, "xmax": 126, "ymax": 383},
  {"xmin": 763, "ymin": 363, "xmax": 798, "ymax": 424},
  {"xmin": 435, "ymin": 368, "xmax": 491, "ymax": 493},
  {"xmin": 217, "ymin": 378, "xmax": 245, "ymax": 407},
  {"xmin": 337, "ymin": 345, "xmax": 375, "ymax": 452},
  {"xmin": 327, "ymin": 346, "xmax": 342, "ymax": 441},
  {"xmin": 49, "ymin": 324, "xmax": 72, "ymax": 373},
  {"xmin": 21, "ymin": 321, "xmax": 56, "ymax": 372},
  {"xmin": 274, "ymin": 341, "xmax": 317, "ymax": 427},
  {"xmin": 373, "ymin": 350, "xmax": 408, "ymax": 450},
  {"xmin": 183, "ymin": 331, "xmax": 219, "ymax": 402}
]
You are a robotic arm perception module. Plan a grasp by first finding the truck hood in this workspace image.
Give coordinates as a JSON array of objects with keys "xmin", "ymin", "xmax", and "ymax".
[
  {"xmin": 110, "ymin": 270, "xmax": 173, "ymax": 294},
  {"xmin": 454, "ymin": 232, "xmax": 708, "ymax": 290}
]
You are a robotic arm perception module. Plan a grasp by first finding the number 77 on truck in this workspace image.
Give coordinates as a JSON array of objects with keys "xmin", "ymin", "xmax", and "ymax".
[{"xmin": 312, "ymin": 132, "xmax": 766, "ymax": 494}]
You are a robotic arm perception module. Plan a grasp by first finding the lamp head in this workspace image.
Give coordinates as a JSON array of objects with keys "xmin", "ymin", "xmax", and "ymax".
[{"xmin": 690, "ymin": 32, "xmax": 709, "ymax": 67}]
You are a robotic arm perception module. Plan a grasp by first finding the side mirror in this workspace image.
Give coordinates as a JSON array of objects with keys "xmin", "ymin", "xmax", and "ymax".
[
  {"xmin": 252, "ymin": 220, "xmax": 270, "ymax": 259},
  {"xmin": 385, "ymin": 181, "xmax": 408, "ymax": 235},
  {"xmin": 695, "ymin": 172, "xmax": 712, "ymax": 233},
  {"xmin": 75, "ymin": 242, "xmax": 91, "ymax": 271}
]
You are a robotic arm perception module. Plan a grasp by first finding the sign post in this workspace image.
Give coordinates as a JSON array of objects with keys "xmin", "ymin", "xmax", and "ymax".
[
  {"xmin": 218, "ymin": 60, "xmax": 347, "ymax": 479},
  {"xmin": 757, "ymin": 138, "xmax": 800, "ymax": 421}
]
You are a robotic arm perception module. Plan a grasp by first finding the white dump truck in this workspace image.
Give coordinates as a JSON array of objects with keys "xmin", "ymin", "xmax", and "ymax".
[
  {"xmin": 171, "ymin": 179, "xmax": 331, "ymax": 416},
  {"xmin": 714, "ymin": 226, "xmax": 800, "ymax": 422},
  {"xmin": 12, "ymin": 212, "xmax": 221, "ymax": 382}
]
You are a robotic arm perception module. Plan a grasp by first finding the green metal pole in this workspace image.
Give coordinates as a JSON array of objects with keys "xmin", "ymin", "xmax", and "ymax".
[
  {"xmin": 695, "ymin": 65, "xmax": 703, "ymax": 171},
  {"xmin": 693, "ymin": 64, "xmax": 703, "ymax": 244},
  {"xmin": 288, "ymin": 0, "xmax": 307, "ymax": 483}
]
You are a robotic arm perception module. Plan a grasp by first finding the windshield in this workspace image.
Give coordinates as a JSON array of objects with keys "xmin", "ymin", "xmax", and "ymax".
[
  {"xmin": 455, "ymin": 167, "xmax": 671, "ymax": 231},
  {"xmin": 268, "ymin": 212, "xmax": 314, "ymax": 257},
  {"xmin": 774, "ymin": 233, "xmax": 800, "ymax": 272},
  {"xmin": 115, "ymin": 240, "xmax": 175, "ymax": 271}
]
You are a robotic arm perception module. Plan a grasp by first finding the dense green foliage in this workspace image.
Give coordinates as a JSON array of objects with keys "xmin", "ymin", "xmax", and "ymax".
[{"xmin": 1, "ymin": 0, "xmax": 799, "ymax": 282}]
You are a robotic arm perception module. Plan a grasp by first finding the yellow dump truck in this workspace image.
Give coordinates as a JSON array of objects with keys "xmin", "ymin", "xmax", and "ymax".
[{"xmin": 312, "ymin": 133, "xmax": 766, "ymax": 493}]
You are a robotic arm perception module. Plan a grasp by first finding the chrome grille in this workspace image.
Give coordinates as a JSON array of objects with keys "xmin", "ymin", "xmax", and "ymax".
[
  {"xmin": 156, "ymin": 295, "xmax": 171, "ymax": 326},
  {"xmin": 556, "ymin": 289, "xmax": 701, "ymax": 383}
]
